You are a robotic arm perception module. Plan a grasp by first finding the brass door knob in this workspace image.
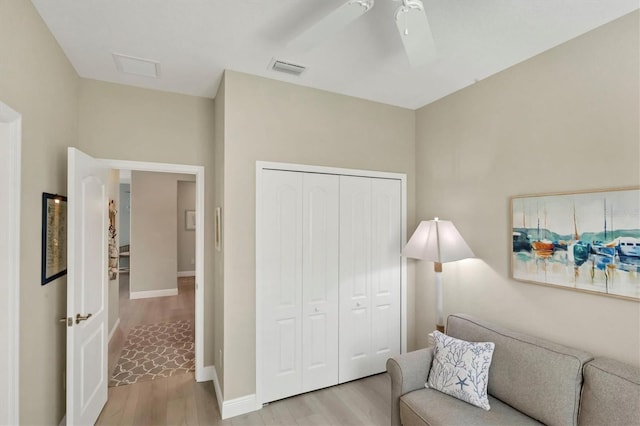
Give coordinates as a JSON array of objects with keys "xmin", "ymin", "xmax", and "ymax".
[{"xmin": 75, "ymin": 313, "xmax": 92, "ymax": 324}]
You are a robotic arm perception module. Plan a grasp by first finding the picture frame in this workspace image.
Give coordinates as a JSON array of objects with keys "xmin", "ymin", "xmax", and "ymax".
[
  {"xmin": 511, "ymin": 187, "xmax": 640, "ymax": 301},
  {"xmin": 108, "ymin": 199, "xmax": 118, "ymax": 280},
  {"xmin": 41, "ymin": 192, "xmax": 68, "ymax": 285},
  {"xmin": 185, "ymin": 210, "xmax": 196, "ymax": 231}
]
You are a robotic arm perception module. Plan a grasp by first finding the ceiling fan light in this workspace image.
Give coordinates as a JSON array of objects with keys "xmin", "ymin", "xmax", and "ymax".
[
  {"xmin": 395, "ymin": 1, "xmax": 437, "ymax": 68},
  {"xmin": 288, "ymin": 0, "xmax": 375, "ymax": 51}
]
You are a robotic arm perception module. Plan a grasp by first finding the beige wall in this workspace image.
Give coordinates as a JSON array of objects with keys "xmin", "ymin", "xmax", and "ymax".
[
  {"xmin": 213, "ymin": 75, "xmax": 226, "ymax": 393},
  {"xmin": 220, "ymin": 70, "xmax": 416, "ymax": 399},
  {"xmin": 108, "ymin": 170, "xmax": 120, "ymax": 334},
  {"xmin": 0, "ymin": 1, "xmax": 80, "ymax": 424},
  {"xmin": 178, "ymin": 180, "xmax": 197, "ymax": 272},
  {"xmin": 4, "ymin": 2, "xmax": 638, "ymax": 423},
  {"xmin": 131, "ymin": 171, "xmax": 188, "ymax": 293},
  {"xmin": 119, "ymin": 184, "xmax": 131, "ymax": 246},
  {"xmin": 77, "ymin": 79, "xmax": 215, "ymax": 165},
  {"xmin": 414, "ymin": 11, "xmax": 640, "ymax": 366},
  {"xmin": 77, "ymin": 79, "xmax": 217, "ymax": 363}
]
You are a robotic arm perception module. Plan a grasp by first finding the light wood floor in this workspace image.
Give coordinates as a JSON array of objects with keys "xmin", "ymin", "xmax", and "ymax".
[
  {"xmin": 97, "ymin": 275, "xmax": 391, "ymax": 426},
  {"xmin": 105, "ymin": 274, "xmax": 196, "ymax": 377}
]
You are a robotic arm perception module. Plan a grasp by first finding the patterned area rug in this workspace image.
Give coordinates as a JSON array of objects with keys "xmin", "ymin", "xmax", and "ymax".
[{"xmin": 109, "ymin": 320, "xmax": 194, "ymax": 387}]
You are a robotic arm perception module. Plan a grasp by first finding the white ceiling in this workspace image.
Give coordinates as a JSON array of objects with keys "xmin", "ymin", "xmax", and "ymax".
[{"xmin": 31, "ymin": 0, "xmax": 638, "ymax": 109}]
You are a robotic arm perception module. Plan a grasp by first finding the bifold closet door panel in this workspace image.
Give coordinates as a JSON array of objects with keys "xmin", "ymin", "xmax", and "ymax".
[
  {"xmin": 339, "ymin": 176, "xmax": 373, "ymax": 383},
  {"xmin": 370, "ymin": 178, "xmax": 402, "ymax": 373},
  {"xmin": 339, "ymin": 176, "xmax": 402, "ymax": 383},
  {"xmin": 301, "ymin": 173, "xmax": 339, "ymax": 393},
  {"xmin": 261, "ymin": 170, "xmax": 304, "ymax": 403}
]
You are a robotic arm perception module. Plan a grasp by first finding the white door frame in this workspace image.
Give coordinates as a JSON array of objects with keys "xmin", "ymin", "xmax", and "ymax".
[
  {"xmin": 100, "ymin": 158, "xmax": 207, "ymax": 382},
  {"xmin": 0, "ymin": 101, "xmax": 21, "ymax": 425},
  {"xmin": 255, "ymin": 161, "xmax": 407, "ymax": 410}
]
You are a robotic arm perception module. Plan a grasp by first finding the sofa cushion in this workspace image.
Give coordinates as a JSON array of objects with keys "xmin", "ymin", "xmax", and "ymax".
[
  {"xmin": 427, "ymin": 330, "xmax": 495, "ymax": 410},
  {"xmin": 578, "ymin": 357, "xmax": 640, "ymax": 426},
  {"xmin": 400, "ymin": 388, "xmax": 542, "ymax": 426},
  {"xmin": 446, "ymin": 314, "xmax": 593, "ymax": 426}
]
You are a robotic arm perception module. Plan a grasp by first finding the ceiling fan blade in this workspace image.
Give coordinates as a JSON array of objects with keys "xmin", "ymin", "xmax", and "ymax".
[
  {"xmin": 289, "ymin": 0, "xmax": 375, "ymax": 51},
  {"xmin": 395, "ymin": 0, "xmax": 436, "ymax": 67}
]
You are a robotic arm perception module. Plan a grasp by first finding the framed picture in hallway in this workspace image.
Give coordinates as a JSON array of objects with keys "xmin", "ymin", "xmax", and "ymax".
[
  {"xmin": 511, "ymin": 187, "xmax": 640, "ymax": 301},
  {"xmin": 185, "ymin": 210, "xmax": 196, "ymax": 230},
  {"xmin": 41, "ymin": 192, "xmax": 68, "ymax": 285}
]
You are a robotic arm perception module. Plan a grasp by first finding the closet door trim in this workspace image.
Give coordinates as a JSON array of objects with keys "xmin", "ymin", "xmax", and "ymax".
[{"xmin": 256, "ymin": 161, "xmax": 407, "ymax": 408}]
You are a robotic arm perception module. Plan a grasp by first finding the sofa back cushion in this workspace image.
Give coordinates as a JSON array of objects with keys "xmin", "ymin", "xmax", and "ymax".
[
  {"xmin": 446, "ymin": 314, "xmax": 593, "ymax": 426},
  {"xmin": 579, "ymin": 357, "xmax": 640, "ymax": 425}
]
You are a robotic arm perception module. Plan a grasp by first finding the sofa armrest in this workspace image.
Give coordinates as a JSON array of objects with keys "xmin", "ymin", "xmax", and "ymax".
[{"xmin": 386, "ymin": 348, "xmax": 434, "ymax": 426}]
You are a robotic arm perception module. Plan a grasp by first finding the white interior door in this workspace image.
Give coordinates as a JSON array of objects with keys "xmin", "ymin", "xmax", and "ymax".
[
  {"xmin": 261, "ymin": 170, "xmax": 304, "ymax": 403},
  {"xmin": 339, "ymin": 176, "xmax": 373, "ymax": 383},
  {"xmin": 66, "ymin": 147, "xmax": 109, "ymax": 425},
  {"xmin": 301, "ymin": 173, "xmax": 339, "ymax": 393},
  {"xmin": 260, "ymin": 170, "xmax": 341, "ymax": 402},
  {"xmin": 339, "ymin": 176, "xmax": 402, "ymax": 383},
  {"xmin": 257, "ymin": 164, "xmax": 404, "ymax": 404},
  {"xmin": 370, "ymin": 178, "xmax": 401, "ymax": 372}
]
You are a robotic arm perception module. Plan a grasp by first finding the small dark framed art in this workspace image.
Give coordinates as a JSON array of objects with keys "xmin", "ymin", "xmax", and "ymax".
[{"xmin": 41, "ymin": 192, "xmax": 68, "ymax": 285}]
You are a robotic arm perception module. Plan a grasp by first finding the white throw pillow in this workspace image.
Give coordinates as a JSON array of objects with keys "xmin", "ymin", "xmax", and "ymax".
[{"xmin": 426, "ymin": 330, "xmax": 495, "ymax": 410}]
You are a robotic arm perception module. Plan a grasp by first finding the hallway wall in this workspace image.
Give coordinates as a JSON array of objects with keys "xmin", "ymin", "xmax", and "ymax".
[
  {"xmin": 177, "ymin": 180, "xmax": 196, "ymax": 273},
  {"xmin": 107, "ymin": 170, "xmax": 120, "ymax": 335},
  {"xmin": 130, "ymin": 171, "xmax": 195, "ymax": 296},
  {"xmin": 0, "ymin": 1, "xmax": 80, "ymax": 423}
]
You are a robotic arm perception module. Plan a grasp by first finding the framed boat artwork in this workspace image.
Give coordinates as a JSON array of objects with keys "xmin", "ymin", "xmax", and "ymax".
[{"xmin": 510, "ymin": 187, "xmax": 640, "ymax": 301}]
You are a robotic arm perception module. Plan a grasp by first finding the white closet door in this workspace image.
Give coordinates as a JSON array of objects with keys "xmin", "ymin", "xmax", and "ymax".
[
  {"xmin": 339, "ymin": 176, "xmax": 373, "ymax": 383},
  {"xmin": 339, "ymin": 176, "xmax": 402, "ymax": 383},
  {"xmin": 370, "ymin": 178, "xmax": 401, "ymax": 373},
  {"xmin": 261, "ymin": 170, "xmax": 304, "ymax": 403},
  {"xmin": 302, "ymin": 173, "xmax": 339, "ymax": 392},
  {"xmin": 260, "ymin": 167, "xmax": 402, "ymax": 399}
]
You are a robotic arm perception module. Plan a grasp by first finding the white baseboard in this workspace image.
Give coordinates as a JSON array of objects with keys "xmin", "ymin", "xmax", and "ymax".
[
  {"xmin": 198, "ymin": 365, "xmax": 216, "ymax": 382},
  {"xmin": 129, "ymin": 288, "xmax": 178, "ymax": 299},
  {"xmin": 223, "ymin": 393, "xmax": 259, "ymax": 419},
  {"xmin": 108, "ymin": 318, "xmax": 121, "ymax": 342},
  {"xmin": 177, "ymin": 270, "xmax": 196, "ymax": 277},
  {"xmin": 212, "ymin": 366, "xmax": 224, "ymax": 416},
  {"xmin": 211, "ymin": 365, "xmax": 259, "ymax": 419}
]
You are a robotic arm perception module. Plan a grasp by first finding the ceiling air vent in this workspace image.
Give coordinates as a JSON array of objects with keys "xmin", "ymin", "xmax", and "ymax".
[
  {"xmin": 269, "ymin": 59, "xmax": 306, "ymax": 76},
  {"xmin": 113, "ymin": 53, "xmax": 160, "ymax": 78}
]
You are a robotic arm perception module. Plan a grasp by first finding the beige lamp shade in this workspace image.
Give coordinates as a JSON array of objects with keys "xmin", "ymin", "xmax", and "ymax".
[
  {"xmin": 402, "ymin": 218, "xmax": 474, "ymax": 333},
  {"xmin": 402, "ymin": 219, "xmax": 475, "ymax": 263}
]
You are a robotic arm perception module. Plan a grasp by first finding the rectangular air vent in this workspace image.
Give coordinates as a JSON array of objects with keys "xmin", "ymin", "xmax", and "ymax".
[
  {"xmin": 113, "ymin": 53, "xmax": 160, "ymax": 78},
  {"xmin": 269, "ymin": 59, "xmax": 306, "ymax": 76}
]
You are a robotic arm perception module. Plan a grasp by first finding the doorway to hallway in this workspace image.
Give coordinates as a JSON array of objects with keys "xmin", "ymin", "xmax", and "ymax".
[
  {"xmin": 65, "ymin": 150, "xmax": 206, "ymax": 424},
  {"xmin": 108, "ymin": 171, "xmax": 197, "ymax": 388}
]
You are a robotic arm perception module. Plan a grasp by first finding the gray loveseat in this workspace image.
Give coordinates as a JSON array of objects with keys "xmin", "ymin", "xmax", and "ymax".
[{"xmin": 387, "ymin": 314, "xmax": 640, "ymax": 426}]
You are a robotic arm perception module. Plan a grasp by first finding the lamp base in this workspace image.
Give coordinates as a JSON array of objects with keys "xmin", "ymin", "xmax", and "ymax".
[{"xmin": 436, "ymin": 324, "xmax": 444, "ymax": 333}]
